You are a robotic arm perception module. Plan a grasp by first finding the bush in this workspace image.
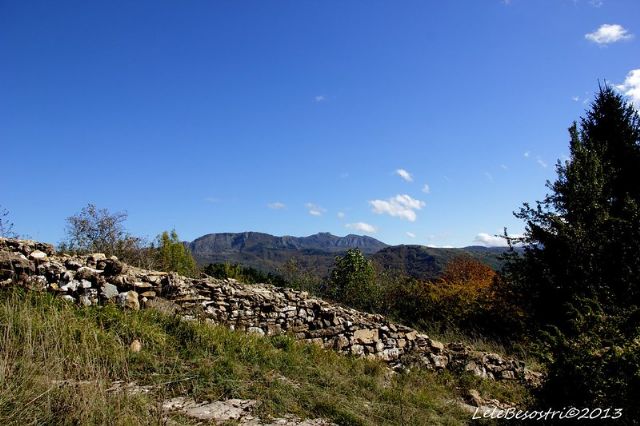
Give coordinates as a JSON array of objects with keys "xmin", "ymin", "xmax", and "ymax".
[
  {"xmin": 327, "ymin": 249, "xmax": 382, "ymax": 312},
  {"xmin": 156, "ymin": 230, "xmax": 198, "ymax": 277}
]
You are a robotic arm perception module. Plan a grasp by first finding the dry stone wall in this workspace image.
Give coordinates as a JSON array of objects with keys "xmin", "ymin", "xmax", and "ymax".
[{"xmin": 0, "ymin": 238, "xmax": 542, "ymax": 386}]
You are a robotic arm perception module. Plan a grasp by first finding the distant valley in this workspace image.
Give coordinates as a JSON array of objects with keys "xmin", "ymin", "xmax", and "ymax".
[{"xmin": 187, "ymin": 232, "xmax": 509, "ymax": 281}]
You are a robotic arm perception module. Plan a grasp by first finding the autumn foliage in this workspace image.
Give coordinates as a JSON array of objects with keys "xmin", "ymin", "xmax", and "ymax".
[{"xmin": 382, "ymin": 256, "xmax": 500, "ymax": 332}]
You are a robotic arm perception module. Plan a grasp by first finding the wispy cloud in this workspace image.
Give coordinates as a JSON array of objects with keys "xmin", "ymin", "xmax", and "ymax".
[
  {"xmin": 268, "ymin": 202, "xmax": 286, "ymax": 210},
  {"xmin": 500, "ymin": 164, "xmax": 508, "ymax": 170},
  {"xmin": 406, "ymin": 232, "xmax": 416, "ymax": 238},
  {"xmin": 422, "ymin": 183, "xmax": 431, "ymax": 194},
  {"xmin": 589, "ymin": 0, "xmax": 603, "ymax": 7},
  {"xmin": 314, "ymin": 95, "xmax": 327, "ymax": 102},
  {"xmin": 524, "ymin": 151, "xmax": 530, "ymax": 158},
  {"xmin": 395, "ymin": 169, "xmax": 413, "ymax": 182},
  {"xmin": 616, "ymin": 69, "xmax": 640, "ymax": 107},
  {"xmin": 346, "ymin": 222, "xmax": 377, "ymax": 234},
  {"xmin": 305, "ymin": 203, "xmax": 326, "ymax": 216},
  {"xmin": 484, "ymin": 172, "xmax": 494, "ymax": 182},
  {"xmin": 536, "ymin": 157, "xmax": 548, "ymax": 168},
  {"xmin": 585, "ymin": 24, "xmax": 633, "ymax": 44},
  {"xmin": 369, "ymin": 194, "xmax": 425, "ymax": 222},
  {"xmin": 337, "ymin": 211, "xmax": 345, "ymax": 219}
]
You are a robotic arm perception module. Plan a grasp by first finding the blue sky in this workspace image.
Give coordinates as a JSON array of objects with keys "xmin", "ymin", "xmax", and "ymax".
[{"xmin": 2, "ymin": 0, "xmax": 639, "ymax": 247}]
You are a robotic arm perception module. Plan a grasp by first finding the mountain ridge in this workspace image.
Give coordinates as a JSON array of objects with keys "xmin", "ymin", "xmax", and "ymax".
[{"xmin": 187, "ymin": 232, "xmax": 509, "ymax": 280}]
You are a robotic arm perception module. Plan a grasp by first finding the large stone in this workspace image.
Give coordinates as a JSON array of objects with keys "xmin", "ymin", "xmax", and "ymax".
[
  {"xmin": 102, "ymin": 258, "xmax": 124, "ymax": 276},
  {"xmin": 430, "ymin": 353, "xmax": 448, "ymax": 369},
  {"xmin": 0, "ymin": 252, "xmax": 31, "ymax": 279},
  {"xmin": 162, "ymin": 397, "xmax": 257, "ymax": 422},
  {"xmin": 117, "ymin": 291, "xmax": 140, "ymax": 310},
  {"xmin": 88, "ymin": 253, "xmax": 107, "ymax": 261},
  {"xmin": 28, "ymin": 250, "xmax": 48, "ymax": 261},
  {"xmin": 247, "ymin": 327, "xmax": 265, "ymax": 336},
  {"xmin": 464, "ymin": 361, "xmax": 488, "ymax": 379},
  {"xmin": 75, "ymin": 267, "xmax": 101, "ymax": 281},
  {"xmin": 101, "ymin": 283, "xmax": 119, "ymax": 300},
  {"xmin": 429, "ymin": 339, "xmax": 445, "ymax": 353},
  {"xmin": 500, "ymin": 370, "xmax": 515, "ymax": 380},
  {"xmin": 353, "ymin": 328, "xmax": 379, "ymax": 344}
]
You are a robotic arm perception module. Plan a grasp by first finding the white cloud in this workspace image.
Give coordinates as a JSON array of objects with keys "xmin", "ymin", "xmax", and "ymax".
[
  {"xmin": 474, "ymin": 232, "xmax": 523, "ymax": 247},
  {"xmin": 406, "ymin": 232, "xmax": 416, "ymax": 238},
  {"xmin": 585, "ymin": 24, "xmax": 633, "ymax": 44},
  {"xmin": 616, "ymin": 69, "xmax": 640, "ymax": 107},
  {"xmin": 572, "ymin": 96, "xmax": 580, "ymax": 102},
  {"xmin": 473, "ymin": 233, "xmax": 508, "ymax": 247},
  {"xmin": 422, "ymin": 183, "xmax": 430, "ymax": 194},
  {"xmin": 337, "ymin": 211, "xmax": 345, "ymax": 219},
  {"xmin": 395, "ymin": 169, "xmax": 413, "ymax": 182},
  {"xmin": 484, "ymin": 171, "xmax": 494, "ymax": 182},
  {"xmin": 305, "ymin": 203, "xmax": 326, "ymax": 216},
  {"xmin": 589, "ymin": 0, "xmax": 603, "ymax": 7},
  {"xmin": 500, "ymin": 164, "xmax": 508, "ymax": 170},
  {"xmin": 346, "ymin": 222, "xmax": 377, "ymax": 234},
  {"xmin": 524, "ymin": 151, "xmax": 530, "ymax": 158},
  {"xmin": 314, "ymin": 95, "xmax": 326, "ymax": 102},
  {"xmin": 369, "ymin": 194, "xmax": 425, "ymax": 222},
  {"xmin": 536, "ymin": 157, "xmax": 548, "ymax": 168},
  {"xmin": 268, "ymin": 202, "xmax": 286, "ymax": 210}
]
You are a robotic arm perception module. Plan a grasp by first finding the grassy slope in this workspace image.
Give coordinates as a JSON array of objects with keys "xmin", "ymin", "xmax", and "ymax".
[{"xmin": 0, "ymin": 290, "xmax": 531, "ymax": 425}]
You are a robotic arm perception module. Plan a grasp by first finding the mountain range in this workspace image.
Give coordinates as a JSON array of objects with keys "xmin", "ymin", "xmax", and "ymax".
[{"xmin": 187, "ymin": 232, "xmax": 509, "ymax": 281}]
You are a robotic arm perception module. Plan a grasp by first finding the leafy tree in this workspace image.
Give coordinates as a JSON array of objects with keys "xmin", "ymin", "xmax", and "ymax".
[
  {"xmin": 504, "ymin": 86, "xmax": 640, "ymax": 415},
  {"xmin": 0, "ymin": 205, "xmax": 16, "ymax": 238},
  {"xmin": 279, "ymin": 257, "xmax": 322, "ymax": 293},
  {"xmin": 327, "ymin": 249, "xmax": 380, "ymax": 312},
  {"xmin": 157, "ymin": 230, "xmax": 198, "ymax": 277}
]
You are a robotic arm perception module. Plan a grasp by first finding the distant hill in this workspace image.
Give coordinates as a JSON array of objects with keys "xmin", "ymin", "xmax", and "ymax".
[
  {"xmin": 186, "ymin": 232, "xmax": 505, "ymax": 279},
  {"xmin": 187, "ymin": 232, "xmax": 509, "ymax": 280},
  {"xmin": 188, "ymin": 232, "xmax": 388, "ymax": 277}
]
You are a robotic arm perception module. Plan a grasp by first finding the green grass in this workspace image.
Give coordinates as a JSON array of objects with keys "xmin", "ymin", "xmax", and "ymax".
[{"xmin": 0, "ymin": 289, "xmax": 531, "ymax": 425}]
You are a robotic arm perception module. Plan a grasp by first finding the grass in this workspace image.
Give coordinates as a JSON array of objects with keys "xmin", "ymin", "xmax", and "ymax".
[{"xmin": 0, "ymin": 289, "xmax": 532, "ymax": 425}]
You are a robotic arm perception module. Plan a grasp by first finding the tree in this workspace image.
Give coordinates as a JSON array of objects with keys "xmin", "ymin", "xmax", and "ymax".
[
  {"xmin": 156, "ymin": 230, "xmax": 198, "ymax": 277},
  {"xmin": 61, "ymin": 203, "xmax": 151, "ymax": 267},
  {"xmin": 279, "ymin": 257, "xmax": 321, "ymax": 293},
  {"xmin": 63, "ymin": 204, "xmax": 130, "ymax": 255},
  {"xmin": 383, "ymin": 257, "xmax": 498, "ymax": 333},
  {"xmin": 506, "ymin": 85, "xmax": 640, "ymax": 329},
  {"xmin": 327, "ymin": 249, "xmax": 380, "ymax": 312},
  {"xmin": 0, "ymin": 205, "xmax": 16, "ymax": 238},
  {"xmin": 505, "ymin": 85, "xmax": 640, "ymax": 415}
]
